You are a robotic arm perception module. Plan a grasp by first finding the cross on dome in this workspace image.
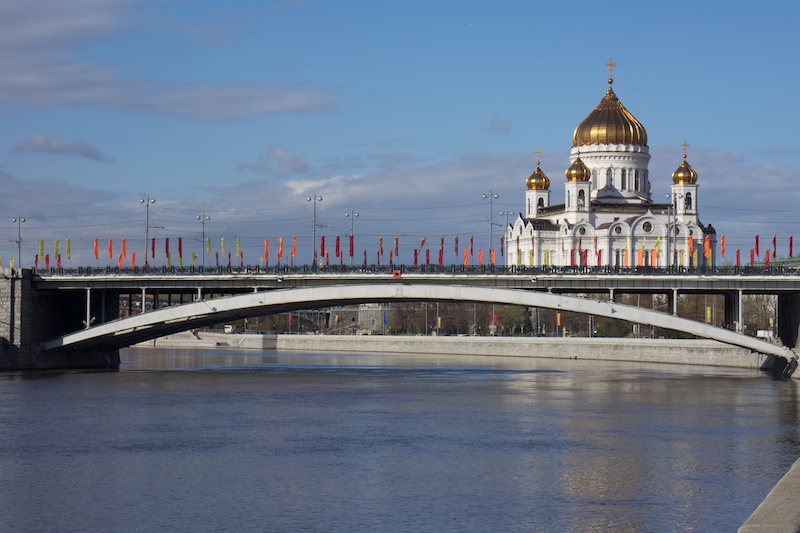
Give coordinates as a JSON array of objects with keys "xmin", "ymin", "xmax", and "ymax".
[{"xmin": 605, "ymin": 57, "xmax": 617, "ymax": 83}]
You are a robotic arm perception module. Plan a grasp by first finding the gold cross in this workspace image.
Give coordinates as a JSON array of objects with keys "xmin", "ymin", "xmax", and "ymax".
[
  {"xmin": 535, "ymin": 148, "xmax": 542, "ymax": 164},
  {"xmin": 605, "ymin": 57, "xmax": 617, "ymax": 79},
  {"xmin": 681, "ymin": 140, "xmax": 689, "ymax": 158}
]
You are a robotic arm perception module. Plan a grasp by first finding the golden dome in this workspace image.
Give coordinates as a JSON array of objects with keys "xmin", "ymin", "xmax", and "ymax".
[
  {"xmin": 572, "ymin": 79, "xmax": 648, "ymax": 147},
  {"xmin": 565, "ymin": 155, "xmax": 591, "ymax": 182},
  {"xmin": 672, "ymin": 156, "xmax": 698, "ymax": 184},
  {"xmin": 526, "ymin": 160, "xmax": 550, "ymax": 190}
]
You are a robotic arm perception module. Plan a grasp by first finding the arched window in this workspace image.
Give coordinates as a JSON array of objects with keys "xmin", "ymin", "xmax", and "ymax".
[
  {"xmin": 537, "ymin": 198, "xmax": 544, "ymax": 208},
  {"xmin": 685, "ymin": 193, "xmax": 693, "ymax": 210},
  {"xmin": 621, "ymin": 169, "xmax": 626, "ymax": 190},
  {"xmin": 634, "ymin": 170, "xmax": 640, "ymax": 191},
  {"xmin": 606, "ymin": 168, "xmax": 613, "ymax": 187},
  {"xmin": 566, "ymin": 191, "xmax": 571, "ymax": 208},
  {"xmin": 578, "ymin": 190, "xmax": 585, "ymax": 207}
]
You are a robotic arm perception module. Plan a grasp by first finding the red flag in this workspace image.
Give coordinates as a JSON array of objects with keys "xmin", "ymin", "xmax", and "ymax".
[
  {"xmin": 438, "ymin": 248, "xmax": 443, "ymax": 266},
  {"xmin": 720, "ymin": 235, "xmax": 725, "ymax": 257},
  {"xmin": 178, "ymin": 238, "xmax": 182, "ymax": 259},
  {"xmin": 570, "ymin": 249, "xmax": 575, "ymax": 266},
  {"xmin": 335, "ymin": 236, "xmax": 340, "ymax": 257},
  {"xmin": 791, "ymin": 236, "xmax": 794, "ymax": 258},
  {"xmin": 394, "ymin": 236, "xmax": 399, "ymax": 256},
  {"xmin": 165, "ymin": 238, "xmax": 169, "ymax": 260},
  {"xmin": 122, "ymin": 238, "xmax": 127, "ymax": 259},
  {"xmin": 425, "ymin": 249, "xmax": 430, "ymax": 265},
  {"xmin": 151, "ymin": 237, "xmax": 155, "ymax": 259},
  {"xmin": 292, "ymin": 236, "xmax": 297, "ymax": 258},
  {"xmin": 45, "ymin": 254, "xmax": 49, "ymax": 269},
  {"xmin": 736, "ymin": 249, "xmax": 741, "ymax": 268},
  {"xmin": 349, "ymin": 235, "xmax": 354, "ymax": 258},
  {"xmin": 108, "ymin": 238, "xmax": 113, "ymax": 259},
  {"xmin": 264, "ymin": 239, "xmax": 269, "ymax": 263},
  {"xmin": 93, "ymin": 238, "xmax": 98, "ymax": 260},
  {"xmin": 413, "ymin": 249, "xmax": 418, "ymax": 266},
  {"xmin": 500, "ymin": 236, "xmax": 504, "ymax": 256},
  {"xmin": 454, "ymin": 236, "xmax": 459, "ymax": 257},
  {"xmin": 773, "ymin": 235, "xmax": 777, "ymax": 258},
  {"xmin": 278, "ymin": 236, "xmax": 283, "ymax": 261},
  {"xmin": 755, "ymin": 235, "xmax": 759, "ymax": 257},
  {"xmin": 35, "ymin": 255, "xmax": 39, "ymax": 269},
  {"xmin": 132, "ymin": 252, "xmax": 136, "ymax": 268},
  {"xmin": 766, "ymin": 251, "xmax": 771, "ymax": 268},
  {"xmin": 320, "ymin": 236, "xmax": 325, "ymax": 259},
  {"xmin": 750, "ymin": 249, "xmax": 755, "ymax": 267},
  {"xmin": 227, "ymin": 251, "xmax": 231, "ymax": 267},
  {"xmin": 57, "ymin": 254, "xmax": 61, "ymax": 268},
  {"xmin": 118, "ymin": 252, "xmax": 123, "ymax": 268},
  {"xmin": 478, "ymin": 248, "xmax": 483, "ymax": 265}
]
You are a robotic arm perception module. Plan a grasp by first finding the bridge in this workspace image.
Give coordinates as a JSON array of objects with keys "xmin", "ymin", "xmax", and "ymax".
[{"xmin": 2, "ymin": 266, "xmax": 794, "ymax": 373}]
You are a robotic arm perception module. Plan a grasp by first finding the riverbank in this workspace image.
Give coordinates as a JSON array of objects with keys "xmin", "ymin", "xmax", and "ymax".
[{"xmin": 138, "ymin": 332, "xmax": 769, "ymax": 370}]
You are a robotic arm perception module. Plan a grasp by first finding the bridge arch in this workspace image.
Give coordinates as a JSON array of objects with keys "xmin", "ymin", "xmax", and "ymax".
[{"xmin": 43, "ymin": 283, "xmax": 795, "ymax": 361}]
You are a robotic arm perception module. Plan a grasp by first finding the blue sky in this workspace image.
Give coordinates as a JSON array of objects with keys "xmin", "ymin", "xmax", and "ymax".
[{"xmin": 1, "ymin": 0, "xmax": 798, "ymax": 266}]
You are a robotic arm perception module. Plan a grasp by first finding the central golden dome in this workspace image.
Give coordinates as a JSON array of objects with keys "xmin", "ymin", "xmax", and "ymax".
[{"xmin": 572, "ymin": 79, "xmax": 648, "ymax": 147}]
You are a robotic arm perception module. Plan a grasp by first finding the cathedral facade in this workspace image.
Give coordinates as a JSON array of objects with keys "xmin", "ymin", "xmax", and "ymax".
[{"xmin": 506, "ymin": 66, "xmax": 716, "ymax": 269}]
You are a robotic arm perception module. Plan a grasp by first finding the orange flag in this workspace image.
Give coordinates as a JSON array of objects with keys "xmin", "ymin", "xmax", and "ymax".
[
  {"xmin": 704, "ymin": 235, "xmax": 711, "ymax": 258},
  {"xmin": 93, "ymin": 238, "xmax": 99, "ymax": 260},
  {"xmin": 108, "ymin": 238, "xmax": 113, "ymax": 259},
  {"xmin": 478, "ymin": 248, "xmax": 483, "ymax": 265},
  {"xmin": 463, "ymin": 248, "xmax": 469, "ymax": 267},
  {"xmin": 278, "ymin": 237, "xmax": 284, "ymax": 260},
  {"xmin": 122, "ymin": 238, "xmax": 127, "ymax": 259},
  {"xmin": 720, "ymin": 235, "xmax": 726, "ymax": 257},
  {"xmin": 263, "ymin": 239, "xmax": 269, "ymax": 262},
  {"xmin": 292, "ymin": 236, "xmax": 297, "ymax": 257}
]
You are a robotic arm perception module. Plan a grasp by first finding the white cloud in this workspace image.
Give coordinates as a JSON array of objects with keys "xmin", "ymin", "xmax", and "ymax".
[
  {"xmin": 14, "ymin": 133, "xmax": 111, "ymax": 161},
  {"xmin": 0, "ymin": 0, "xmax": 334, "ymax": 118},
  {"xmin": 486, "ymin": 116, "xmax": 512, "ymax": 134},
  {"xmin": 238, "ymin": 146, "xmax": 310, "ymax": 176}
]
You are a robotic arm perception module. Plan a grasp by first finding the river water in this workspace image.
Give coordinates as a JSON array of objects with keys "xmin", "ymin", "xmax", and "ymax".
[{"xmin": 0, "ymin": 348, "xmax": 797, "ymax": 532}]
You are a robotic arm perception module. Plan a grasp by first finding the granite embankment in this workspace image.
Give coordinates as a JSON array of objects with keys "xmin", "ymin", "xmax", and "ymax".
[{"xmin": 139, "ymin": 331, "xmax": 769, "ymax": 370}]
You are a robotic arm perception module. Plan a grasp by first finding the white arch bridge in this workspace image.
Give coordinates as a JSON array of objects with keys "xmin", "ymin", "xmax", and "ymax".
[{"xmin": 42, "ymin": 283, "xmax": 796, "ymax": 363}]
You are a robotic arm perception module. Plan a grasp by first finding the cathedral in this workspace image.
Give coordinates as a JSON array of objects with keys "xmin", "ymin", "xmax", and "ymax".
[{"xmin": 506, "ymin": 61, "xmax": 716, "ymax": 269}]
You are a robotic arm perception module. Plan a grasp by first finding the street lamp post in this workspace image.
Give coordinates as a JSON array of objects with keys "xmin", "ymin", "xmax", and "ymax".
[
  {"xmin": 140, "ymin": 196, "xmax": 156, "ymax": 266},
  {"xmin": 307, "ymin": 195, "xmax": 323, "ymax": 267},
  {"xmin": 10, "ymin": 217, "xmax": 25, "ymax": 268},
  {"xmin": 196, "ymin": 214, "xmax": 210, "ymax": 268},
  {"xmin": 482, "ymin": 191, "xmax": 499, "ymax": 254},
  {"xmin": 345, "ymin": 211, "xmax": 358, "ymax": 266}
]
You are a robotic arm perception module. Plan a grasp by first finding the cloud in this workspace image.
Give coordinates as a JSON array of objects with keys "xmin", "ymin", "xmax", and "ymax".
[
  {"xmin": 14, "ymin": 133, "xmax": 111, "ymax": 161},
  {"xmin": 486, "ymin": 116, "xmax": 512, "ymax": 134},
  {"xmin": 238, "ymin": 146, "xmax": 309, "ymax": 176},
  {"xmin": 0, "ymin": 0, "xmax": 334, "ymax": 118}
]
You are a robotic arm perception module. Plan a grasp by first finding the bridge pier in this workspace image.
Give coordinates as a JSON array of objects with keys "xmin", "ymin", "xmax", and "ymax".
[
  {"xmin": 778, "ymin": 292, "xmax": 800, "ymax": 349},
  {"xmin": 0, "ymin": 269, "xmax": 118, "ymax": 370},
  {"xmin": 723, "ymin": 290, "xmax": 743, "ymax": 334}
]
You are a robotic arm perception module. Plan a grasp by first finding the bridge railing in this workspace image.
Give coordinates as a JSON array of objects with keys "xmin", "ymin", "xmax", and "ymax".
[{"xmin": 31, "ymin": 263, "xmax": 800, "ymax": 277}]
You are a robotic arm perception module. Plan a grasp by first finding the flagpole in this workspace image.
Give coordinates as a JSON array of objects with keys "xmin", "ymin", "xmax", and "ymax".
[{"xmin": 345, "ymin": 210, "xmax": 358, "ymax": 267}]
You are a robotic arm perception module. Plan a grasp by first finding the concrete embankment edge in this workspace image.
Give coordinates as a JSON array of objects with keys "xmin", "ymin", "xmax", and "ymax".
[{"xmin": 739, "ymin": 456, "xmax": 800, "ymax": 533}]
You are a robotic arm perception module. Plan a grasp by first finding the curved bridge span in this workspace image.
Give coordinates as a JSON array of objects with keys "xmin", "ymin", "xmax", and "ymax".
[{"xmin": 42, "ymin": 283, "xmax": 795, "ymax": 361}]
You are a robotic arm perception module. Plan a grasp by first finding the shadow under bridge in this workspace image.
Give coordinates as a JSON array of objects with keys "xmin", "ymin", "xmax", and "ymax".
[{"xmin": 42, "ymin": 283, "xmax": 796, "ymax": 361}]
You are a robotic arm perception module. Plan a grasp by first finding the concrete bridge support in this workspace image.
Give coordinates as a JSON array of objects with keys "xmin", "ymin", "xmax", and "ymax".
[
  {"xmin": 778, "ymin": 292, "xmax": 800, "ymax": 349},
  {"xmin": 724, "ymin": 290, "xmax": 743, "ymax": 333},
  {"xmin": 0, "ymin": 269, "xmax": 119, "ymax": 370}
]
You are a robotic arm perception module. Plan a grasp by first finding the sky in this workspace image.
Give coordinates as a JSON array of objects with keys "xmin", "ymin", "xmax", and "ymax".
[{"xmin": 0, "ymin": 0, "xmax": 799, "ymax": 267}]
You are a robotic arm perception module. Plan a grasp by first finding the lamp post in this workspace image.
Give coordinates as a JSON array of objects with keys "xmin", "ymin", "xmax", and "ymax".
[
  {"xmin": 482, "ymin": 191, "xmax": 499, "ymax": 253},
  {"xmin": 10, "ymin": 217, "xmax": 25, "ymax": 267},
  {"xmin": 140, "ymin": 196, "xmax": 156, "ymax": 266},
  {"xmin": 307, "ymin": 195, "xmax": 322, "ymax": 267},
  {"xmin": 345, "ymin": 211, "xmax": 358, "ymax": 266},
  {"xmin": 196, "ymin": 214, "xmax": 210, "ymax": 268}
]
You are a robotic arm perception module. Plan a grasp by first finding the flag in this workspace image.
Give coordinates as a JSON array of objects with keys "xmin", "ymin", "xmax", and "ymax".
[
  {"xmin": 39, "ymin": 240, "xmax": 44, "ymax": 259},
  {"xmin": 413, "ymin": 249, "xmax": 418, "ymax": 266},
  {"xmin": 736, "ymin": 249, "xmax": 741, "ymax": 268},
  {"xmin": 499, "ymin": 236, "xmax": 504, "ymax": 256},
  {"xmin": 320, "ymin": 236, "xmax": 325, "ymax": 259},
  {"xmin": 750, "ymin": 249, "xmax": 755, "ymax": 267},
  {"xmin": 94, "ymin": 239, "xmax": 98, "ymax": 260},
  {"xmin": 490, "ymin": 248, "xmax": 496, "ymax": 265},
  {"xmin": 454, "ymin": 236, "xmax": 459, "ymax": 257},
  {"xmin": 478, "ymin": 248, "xmax": 483, "ymax": 265},
  {"xmin": 438, "ymin": 248, "xmax": 443, "ymax": 266},
  {"xmin": 419, "ymin": 237, "xmax": 427, "ymax": 251},
  {"xmin": 463, "ymin": 248, "xmax": 469, "ymax": 267},
  {"xmin": 236, "ymin": 237, "xmax": 240, "ymax": 259},
  {"xmin": 773, "ymin": 235, "xmax": 777, "ymax": 258},
  {"xmin": 54, "ymin": 239, "xmax": 59, "ymax": 258},
  {"xmin": 292, "ymin": 236, "xmax": 297, "ymax": 258},
  {"xmin": 178, "ymin": 237, "xmax": 182, "ymax": 259},
  {"xmin": 151, "ymin": 237, "xmax": 155, "ymax": 259},
  {"xmin": 720, "ymin": 235, "xmax": 725, "ymax": 257},
  {"xmin": 439, "ymin": 236, "xmax": 444, "ymax": 253},
  {"xmin": 791, "ymin": 236, "xmax": 794, "ymax": 258},
  {"xmin": 755, "ymin": 235, "xmax": 759, "ymax": 257},
  {"xmin": 9, "ymin": 256, "xmax": 13, "ymax": 269},
  {"xmin": 578, "ymin": 237, "xmax": 582, "ymax": 251},
  {"xmin": 335, "ymin": 236, "xmax": 340, "ymax": 257},
  {"xmin": 688, "ymin": 235, "xmax": 693, "ymax": 258},
  {"xmin": 278, "ymin": 237, "xmax": 284, "ymax": 261},
  {"xmin": 165, "ymin": 238, "xmax": 169, "ymax": 261},
  {"xmin": 703, "ymin": 235, "xmax": 710, "ymax": 259},
  {"xmin": 394, "ymin": 236, "xmax": 399, "ymax": 256},
  {"xmin": 35, "ymin": 255, "xmax": 38, "ymax": 269},
  {"xmin": 349, "ymin": 235, "xmax": 354, "ymax": 258},
  {"xmin": 593, "ymin": 236, "xmax": 598, "ymax": 250},
  {"xmin": 636, "ymin": 248, "xmax": 643, "ymax": 267},
  {"xmin": 264, "ymin": 239, "xmax": 269, "ymax": 263},
  {"xmin": 206, "ymin": 237, "xmax": 211, "ymax": 257},
  {"xmin": 766, "ymin": 251, "xmax": 771, "ymax": 268},
  {"xmin": 215, "ymin": 251, "xmax": 219, "ymax": 266},
  {"xmin": 221, "ymin": 237, "xmax": 225, "ymax": 257},
  {"xmin": 654, "ymin": 236, "xmax": 660, "ymax": 256},
  {"xmin": 389, "ymin": 250, "xmax": 393, "ymax": 265},
  {"xmin": 122, "ymin": 238, "xmax": 127, "ymax": 259},
  {"xmin": 118, "ymin": 252, "xmax": 123, "ymax": 268},
  {"xmin": 108, "ymin": 238, "xmax": 113, "ymax": 259},
  {"xmin": 380, "ymin": 236, "xmax": 384, "ymax": 256},
  {"xmin": 191, "ymin": 251, "xmax": 197, "ymax": 267},
  {"xmin": 44, "ymin": 254, "xmax": 48, "ymax": 269},
  {"xmin": 376, "ymin": 250, "xmax": 381, "ymax": 266},
  {"xmin": 469, "ymin": 236, "xmax": 474, "ymax": 256},
  {"xmin": 132, "ymin": 252, "xmax": 136, "ymax": 268},
  {"xmin": 66, "ymin": 239, "xmax": 71, "ymax": 260},
  {"xmin": 363, "ymin": 249, "xmax": 367, "ymax": 265},
  {"xmin": 227, "ymin": 251, "xmax": 231, "ymax": 267},
  {"xmin": 425, "ymin": 249, "xmax": 430, "ymax": 265}
]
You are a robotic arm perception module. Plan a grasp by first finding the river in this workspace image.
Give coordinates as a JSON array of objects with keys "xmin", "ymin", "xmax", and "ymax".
[{"xmin": 0, "ymin": 347, "xmax": 796, "ymax": 532}]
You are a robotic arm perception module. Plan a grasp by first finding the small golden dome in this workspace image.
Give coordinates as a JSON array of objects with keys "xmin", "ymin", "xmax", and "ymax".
[
  {"xmin": 565, "ymin": 155, "xmax": 591, "ymax": 182},
  {"xmin": 572, "ymin": 79, "xmax": 648, "ymax": 147},
  {"xmin": 672, "ymin": 144, "xmax": 698, "ymax": 184},
  {"xmin": 526, "ymin": 160, "xmax": 550, "ymax": 190}
]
